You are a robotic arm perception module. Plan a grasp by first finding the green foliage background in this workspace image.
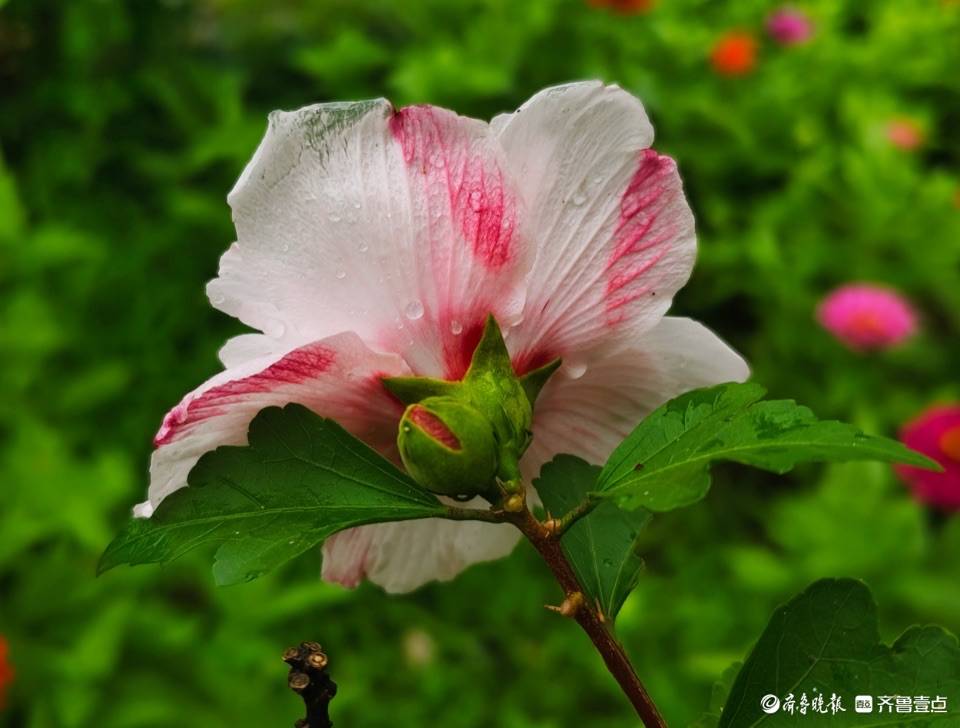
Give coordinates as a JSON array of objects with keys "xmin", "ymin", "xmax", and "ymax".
[{"xmin": 1, "ymin": 0, "xmax": 959, "ymax": 725}]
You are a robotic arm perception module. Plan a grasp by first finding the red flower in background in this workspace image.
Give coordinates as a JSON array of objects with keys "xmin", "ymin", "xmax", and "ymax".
[
  {"xmin": 886, "ymin": 118, "xmax": 924, "ymax": 151},
  {"xmin": 588, "ymin": 0, "xmax": 656, "ymax": 13},
  {"xmin": 897, "ymin": 406, "xmax": 960, "ymax": 510},
  {"xmin": 710, "ymin": 32, "xmax": 758, "ymax": 76},
  {"xmin": 0, "ymin": 637, "xmax": 13, "ymax": 709}
]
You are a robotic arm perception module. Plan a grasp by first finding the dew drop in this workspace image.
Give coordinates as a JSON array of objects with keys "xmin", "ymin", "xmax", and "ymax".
[
  {"xmin": 264, "ymin": 319, "xmax": 286, "ymax": 338},
  {"xmin": 281, "ymin": 242, "xmax": 290, "ymax": 252},
  {"xmin": 450, "ymin": 319, "xmax": 463, "ymax": 335},
  {"xmin": 404, "ymin": 299, "xmax": 425, "ymax": 320},
  {"xmin": 353, "ymin": 201, "xmax": 361, "ymax": 209},
  {"xmin": 565, "ymin": 360, "xmax": 588, "ymax": 379},
  {"xmin": 468, "ymin": 190, "xmax": 483, "ymax": 211},
  {"xmin": 328, "ymin": 212, "xmax": 342, "ymax": 222},
  {"xmin": 571, "ymin": 193, "xmax": 587, "ymax": 206},
  {"xmin": 210, "ymin": 292, "xmax": 226, "ymax": 305},
  {"xmin": 335, "ymin": 270, "xmax": 346, "ymax": 280},
  {"xmin": 358, "ymin": 242, "xmax": 369, "ymax": 253}
]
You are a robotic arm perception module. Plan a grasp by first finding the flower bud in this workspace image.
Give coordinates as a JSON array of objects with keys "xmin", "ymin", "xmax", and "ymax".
[{"xmin": 397, "ymin": 396, "xmax": 498, "ymax": 497}]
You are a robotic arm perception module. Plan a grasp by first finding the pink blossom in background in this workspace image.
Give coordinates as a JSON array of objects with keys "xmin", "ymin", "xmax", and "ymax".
[
  {"xmin": 817, "ymin": 283, "xmax": 917, "ymax": 351},
  {"xmin": 897, "ymin": 405, "xmax": 960, "ymax": 510},
  {"xmin": 886, "ymin": 118, "xmax": 924, "ymax": 150},
  {"xmin": 136, "ymin": 82, "xmax": 748, "ymax": 593},
  {"xmin": 766, "ymin": 7, "xmax": 813, "ymax": 46},
  {"xmin": 0, "ymin": 636, "xmax": 12, "ymax": 710}
]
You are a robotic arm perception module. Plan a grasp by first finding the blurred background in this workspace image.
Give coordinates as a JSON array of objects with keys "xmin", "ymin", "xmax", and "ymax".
[{"xmin": 1, "ymin": 0, "xmax": 959, "ymax": 725}]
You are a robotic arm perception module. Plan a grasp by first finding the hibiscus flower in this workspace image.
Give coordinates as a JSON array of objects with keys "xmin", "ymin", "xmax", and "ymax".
[{"xmin": 136, "ymin": 82, "xmax": 748, "ymax": 593}]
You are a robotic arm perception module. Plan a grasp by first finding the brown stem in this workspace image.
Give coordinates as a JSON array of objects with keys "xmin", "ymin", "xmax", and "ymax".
[
  {"xmin": 284, "ymin": 642, "xmax": 337, "ymax": 728},
  {"xmin": 511, "ymin": 508, "xmax": 667, "ymax": 728}
]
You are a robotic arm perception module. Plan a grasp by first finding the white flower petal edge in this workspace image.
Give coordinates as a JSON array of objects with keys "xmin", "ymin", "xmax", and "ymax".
[
  {"xmin": 322, "ymin": 510, "xmax": 520, "ymax": 594},
  {"xmin": 493, "ymin": 82, "xmax": 697, "ymax": 372},
  {"xmin": 520, "ymin": 317, "xmax": 750, "ymax": 483},
  {"xmin": 139, "ymin": 332, "xmax": 409, "ymax": 515},
  {"xmin": 209, "ymin": 99, "xmax": 532, "ymax": 378}
]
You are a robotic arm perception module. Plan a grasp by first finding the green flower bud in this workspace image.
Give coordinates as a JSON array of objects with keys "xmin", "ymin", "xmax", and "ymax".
[{"xmin": 397, "ymin": 396, "xmax": 498, "ymax": 498}]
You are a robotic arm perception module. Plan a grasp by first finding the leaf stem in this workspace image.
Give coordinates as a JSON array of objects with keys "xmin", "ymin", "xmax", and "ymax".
[
  {"xmin": 442, "ymin": 504, "xmax": 508, "ymax": 524},
  {"xmin": 548, "ymin": 496, "xmax": 599, "ymax": 538},
  {"xmin": 508, "ymin": 504, "xmax": 667, "ymax": 728}
]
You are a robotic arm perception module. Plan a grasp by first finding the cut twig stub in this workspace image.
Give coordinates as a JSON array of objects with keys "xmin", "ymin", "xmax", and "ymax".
[{"xmin": 284, "ymin": 641, "xmax": 337, "ymax": 728}]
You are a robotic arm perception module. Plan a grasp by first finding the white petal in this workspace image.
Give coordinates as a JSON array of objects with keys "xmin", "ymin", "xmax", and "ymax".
[
  {"xmin": 144, "ymin": 332, "xmax": 409, "ymax": 512},
  {"xmin": 493, "ymin": 82, "xmax": 696, "ymax": 369},
  {"xmin": 322, "ymin": 503, "xmax": 520, "ymax": 593},
  {"xmin": 521, "ymin": 317, "xmax": 749, "ymax": 482},
  {"xmin": 211, "ymin": 100, "xmax": 530, "ymax": 378}
]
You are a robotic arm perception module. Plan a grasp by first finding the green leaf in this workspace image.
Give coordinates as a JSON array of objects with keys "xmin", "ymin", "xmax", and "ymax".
[
  {"xmin": 717, "ymin": 578, "xmax": 960, "ymax": 727},
  {"xmin": 99, "ymin": 404, "xmax": 445, "ymax": 585},
  {"xmin": 536, "ymin": 455, "xmax": 650, "ymax": 624},
  {"xmin": 597, "ymin": 383, "xmax": 938, "ymax": 512},
  {"xmin": 692, "ymin": 662, "xmax": 742, "ymax": 728}
]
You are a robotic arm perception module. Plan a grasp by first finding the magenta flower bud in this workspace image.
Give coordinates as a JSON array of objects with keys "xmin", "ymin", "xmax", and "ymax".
[
  {"xmin": 816, "ymin": 283, "xmax": 918, "ymax": 352},
  {"xmin": 766, "ymin": 7, "xmax": 813, "ymax": 46},
  {"xmin": 897, "ymin": 405, "xmax": 960, "ymax": 510}
]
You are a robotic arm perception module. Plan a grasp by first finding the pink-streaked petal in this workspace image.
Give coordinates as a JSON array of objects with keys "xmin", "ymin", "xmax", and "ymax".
[
  {"xmin": 143, "ymin": 332, "xmax": 409, "ymax": 512},
  {"xmin": 322, "ymin": 502, "xmax": 520, "ymax": 593},
  {"xmin": 492, "ymin": 82, "xmax": 696, "ymax": 370},
  {"xmin": 210, "ymin": 100, "xmax": 529, "ymax": 379},
  {"xmin": 520, "ymin": 317, "xmax": 749, "ymax": 483}
]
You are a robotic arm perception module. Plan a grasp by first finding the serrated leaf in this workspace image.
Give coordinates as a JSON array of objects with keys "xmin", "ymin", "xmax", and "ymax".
[
  {"xmin": 597, "ymin": 383, "xmax": 938, "ymax": 511},
  {"xmin": 717, "ymin": 579, "xmax": 960, "ymax": 728},
  {"xmin": 536, "ymin": 455, "xmax": 650, "ymax": 624},
  {"xmin": 99, "ymin": 404, "xmax": 445, "ymax": 585}
]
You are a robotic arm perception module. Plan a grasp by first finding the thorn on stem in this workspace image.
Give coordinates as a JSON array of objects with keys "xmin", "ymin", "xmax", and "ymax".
[{"xmin": 545, "ymin": 591, "xmax": 585, "ymax": 618}]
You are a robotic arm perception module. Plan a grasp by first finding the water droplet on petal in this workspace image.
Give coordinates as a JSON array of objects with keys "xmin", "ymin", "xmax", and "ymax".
[
  {"xmin": 264, "ymin": 319, "xmax": 286, "ymax": 338},
  {"xmin": 450, "ymin": 320, "xmax": 463, "ymax": 335},
  {"xmin": 404, "ymin": 299, "xmax": 425, "ymax": 320},
  {"xmin": 336, "ymin": 270, "xmax": 346, "ymax": 280},
  {"xmin": 565, "ymin": 360, "xmax": 588, "ymax": 379},
  {"xmin": 281, "ymin": 242, "xmax": 290, "ymax": 252},
  {"xmin": 571, "ymin": 193, "xmax": 587, "ymax": 206},
  {"xmin": 210, "ymin": 292, "xmax": 226, "ymax": 305},
  {"xmin": 359, "ymin": 242, "xmax": 369, "ymax": 253},
  {"xmin": 328, "ymin": 212, "xmax": 342, "ymax": 222},
  {"xmin": 353, "ymin": 201, "xmax": 361, "ymax": 209}
]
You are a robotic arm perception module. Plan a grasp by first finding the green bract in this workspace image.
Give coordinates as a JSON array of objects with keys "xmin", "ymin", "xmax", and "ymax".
[
  {"xmin": 397, "ymin": 397, "xmax": 498, "ymax": 498},
  {"xmin": 384, "ymin": 315, "xmax": 561, "ymax": 497}
]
